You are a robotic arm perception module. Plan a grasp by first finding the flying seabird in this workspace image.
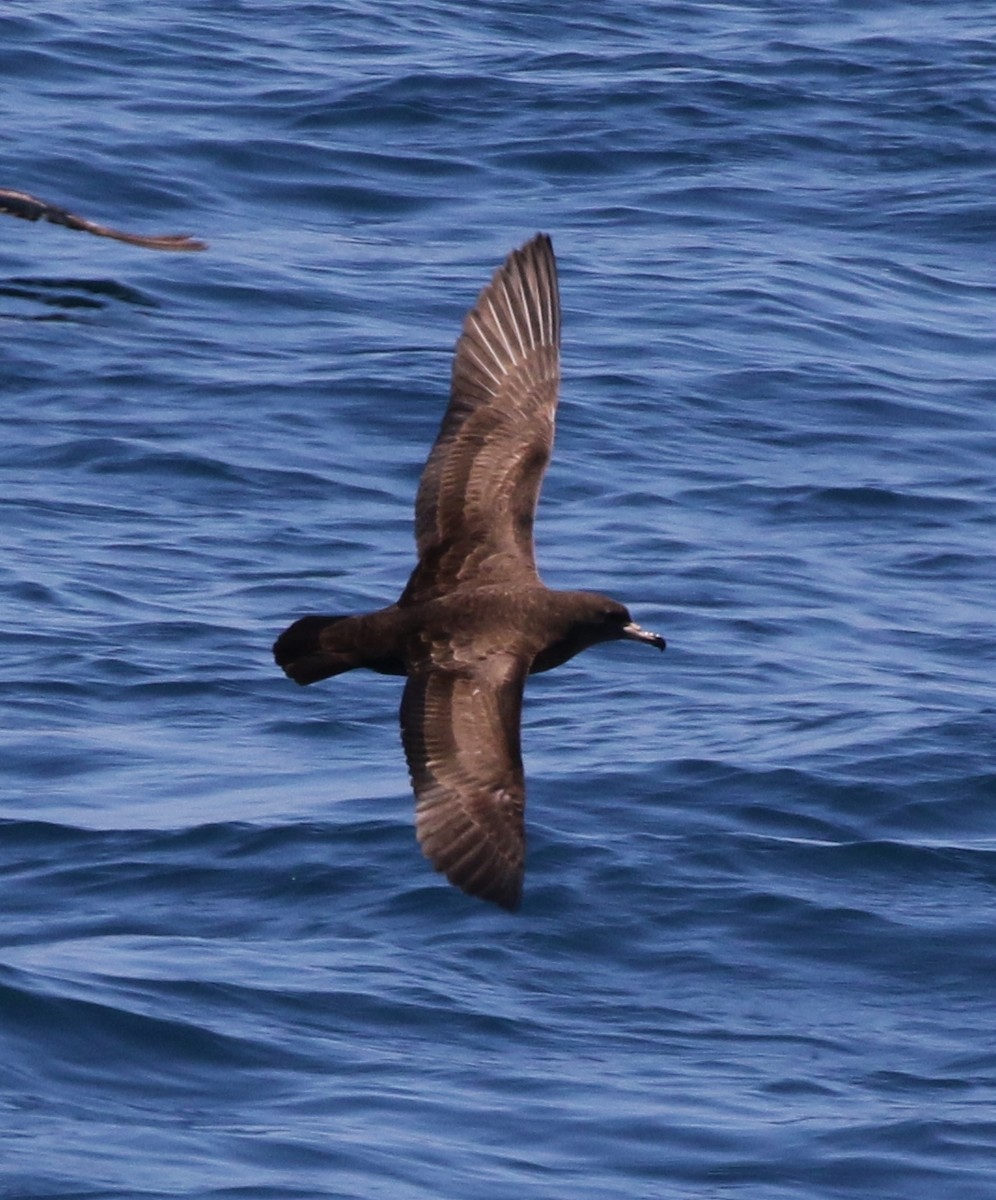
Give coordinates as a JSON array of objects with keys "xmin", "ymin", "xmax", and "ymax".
[
  {"xmin": 274, "ymin": 235, "xmax": 665, "ymax": 911},
  {"xmin": 0, "ymin": 186, "xmax": 206, "ymax": 251}
]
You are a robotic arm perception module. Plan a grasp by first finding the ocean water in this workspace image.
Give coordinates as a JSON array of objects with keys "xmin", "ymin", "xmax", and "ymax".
[{"xmin": 2, "ymin": 2, "xmax": 996, "ymax": 1197}]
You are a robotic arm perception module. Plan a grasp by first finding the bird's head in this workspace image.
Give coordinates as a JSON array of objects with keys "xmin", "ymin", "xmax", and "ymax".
[{"xmin": 571, "ymin": 594, "xmax": 666, "ymax": 652}]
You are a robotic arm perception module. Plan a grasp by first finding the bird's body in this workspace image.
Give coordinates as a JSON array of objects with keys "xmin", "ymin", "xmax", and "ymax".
[
  {"xmin": 275, "ymin": 235, "xmax": 663, "ymax": 910},
  {"xmin": 276, "ymin": 585, "xmax": 641, "ymax": 684}
]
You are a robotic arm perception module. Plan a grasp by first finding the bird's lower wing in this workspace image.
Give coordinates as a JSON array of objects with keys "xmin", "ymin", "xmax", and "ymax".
[{"xmin": 400, "ymin": 651, "xmax": 529, "ymax": 910}]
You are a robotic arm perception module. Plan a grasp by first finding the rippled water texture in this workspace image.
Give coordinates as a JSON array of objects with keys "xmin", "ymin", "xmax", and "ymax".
[{"xmin": 2, "ymin": 4, "xmax": 995, "ymax": 1198}]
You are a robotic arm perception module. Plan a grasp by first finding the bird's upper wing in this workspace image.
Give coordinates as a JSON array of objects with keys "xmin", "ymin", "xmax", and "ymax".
[
  {"xmin": 400, "ymin": 647, "xmax": 530, "ymax": 910},
  {"xmin": 0, "ymin": 187, "xmax": 206, "ymax": 251},
  {"xmin": 399, "ymin": 234, "xmax": 560, "ymax": 606}
]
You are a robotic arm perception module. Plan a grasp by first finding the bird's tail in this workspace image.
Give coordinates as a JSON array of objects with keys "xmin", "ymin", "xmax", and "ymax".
[{"xmin": 273, "ymin": 615, "xmax": 355, "ymax": 685}]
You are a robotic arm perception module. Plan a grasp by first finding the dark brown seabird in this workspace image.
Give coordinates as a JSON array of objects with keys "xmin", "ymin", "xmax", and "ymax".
[
  {"xmin": 274, "ymin": 235, "xmax": 665, "ymax": 911},
  {"xmin": 0, "ymin": 186, "xmax": 206, "ymax": 251}
]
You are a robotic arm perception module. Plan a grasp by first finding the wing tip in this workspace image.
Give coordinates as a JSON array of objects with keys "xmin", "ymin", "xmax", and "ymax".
[
  {"xmin": 440, "ymin": 860, "xmax": 524, "ymax": 912},
  {"xmin": 463, "ymin": 232, "xmax": 561, "ymax": 354},
  {"xmin": 414, "ymin": 799, "xmax": 525, "ymax": 912}
]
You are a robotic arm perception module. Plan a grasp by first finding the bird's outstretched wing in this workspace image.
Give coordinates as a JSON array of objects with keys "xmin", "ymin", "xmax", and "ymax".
[
  {"xmin": 400, "ymin": 234, "xmax": 560, "ymax": 606},
  {"xmin": 0, "ymin": 187, "xmax": 206, "ymax": 251},
  {"xmin": 400, "ymin": 648, "xmax": 530, "ymax": 910}
]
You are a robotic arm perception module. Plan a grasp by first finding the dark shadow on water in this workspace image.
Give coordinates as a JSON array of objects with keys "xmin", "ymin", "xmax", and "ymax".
[{"xmin": 0, "ymin": 275, "xmax": 158, "ymax": 317}]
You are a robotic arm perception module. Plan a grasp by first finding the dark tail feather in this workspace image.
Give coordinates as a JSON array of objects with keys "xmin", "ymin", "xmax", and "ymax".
[{"xmin": 273, "ymin": 615, "xmax": 353, "ymax": 686}]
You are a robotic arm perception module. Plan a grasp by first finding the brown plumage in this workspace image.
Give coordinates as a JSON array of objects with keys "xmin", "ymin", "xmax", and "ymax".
[
  {"xmin": 0, "ymin": 186, "xmax": 206, "ymax": 251},
  {"xmin": 274, "ymin": 235, "xmax": 664, "ymax": 911}
]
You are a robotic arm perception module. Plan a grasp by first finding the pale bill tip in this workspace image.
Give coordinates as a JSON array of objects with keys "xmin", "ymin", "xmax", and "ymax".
[{"xmin": 622, "ymin": 622, "xmax": 666, "ymax": 651}]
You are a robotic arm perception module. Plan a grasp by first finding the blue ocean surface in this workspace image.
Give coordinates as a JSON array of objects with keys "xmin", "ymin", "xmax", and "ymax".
[{"xmin": 2, "ymin": 2, "xmax": 995, "ymax": 1197}]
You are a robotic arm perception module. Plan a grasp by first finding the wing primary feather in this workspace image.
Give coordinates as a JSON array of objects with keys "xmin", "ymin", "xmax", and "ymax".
[
  {"xmin": 496, "ymin": 276, "xmax": 528, "ymax": 358},
  {"xmin": 462, "ymin": 338, "xmax": 504, "ymax": 390},
  {"xmin": 482, "ymin": 294, "xmax": 518, "ymax": 364}
]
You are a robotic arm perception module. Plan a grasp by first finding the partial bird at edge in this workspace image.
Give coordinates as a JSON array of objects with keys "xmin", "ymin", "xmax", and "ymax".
[{"xmin": 0, "ymin": 186, "xmax": 207, "ymax": 251}]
